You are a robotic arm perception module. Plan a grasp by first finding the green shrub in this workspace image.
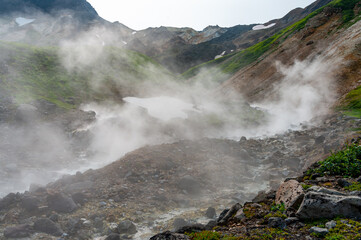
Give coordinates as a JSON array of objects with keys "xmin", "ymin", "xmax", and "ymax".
[{"xmin": 308, "ymin": 144, "xmax": 361, "ymax": 178}]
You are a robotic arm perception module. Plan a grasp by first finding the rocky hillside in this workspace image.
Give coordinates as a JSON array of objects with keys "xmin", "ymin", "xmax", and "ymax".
[{"xmin": 126, "ymin": 0, "xmax": 334, "ymax": 74}]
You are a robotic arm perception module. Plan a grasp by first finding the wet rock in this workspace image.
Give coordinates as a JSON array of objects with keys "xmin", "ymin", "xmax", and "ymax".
[
  {"xmin": 309, "ymin": 227, "xmax": 329, "ymax": 236},
  {"xmin": 177, "ymin": 175, "xmax": 201, "ymax": 195},
  {"xmin": 326, "ymin": 220, "xmax": 337, "ymax": 230},
  {"xmin": 117, "ymin": 220, "xmax": 137, "ymax": 234},
  {"xmin": 268, "ymin": 217, "xmax": 286, "ymax": 229},
  {"xmin": 275, "ymin": 180, "xmax": 304, "ymax": 210},
  {"xmin": 106, "ymin": 233, "xmax": 121, "ymax": 240},
  {"xmin": 47, "ymin": 192, "xmax": 77, "ymax": 213},
  {"xmin": 337, "ymin": 179, "xmax": 351, "ymax": 188},
  {"xmin": 150, "ymin": 231, "xmax": 190, "ymax": 240},
  {"xmin": 205, "ymin": 207, "xmax": 216, "ymax": 219},
  {"xmin": 173, "ymin": 218, "xmax": 188, "ymax": 230},
  {"xmin": 34, "ymin": 218, "xmax": 63, "ymax": 236},
  {"xmin": 218, "ymin": 203, "xmax": 242, "ymax": 225},
  {"xmin": 297, "ymin": 191, "xmax": 361, "ymax": 219},
  {"xmin": 21, "ymin": 196, "xmax": 40, "ymax": 211},
  {"xmin": 4, "ymin": 224, "xmax": 33, "ymax": 238}
]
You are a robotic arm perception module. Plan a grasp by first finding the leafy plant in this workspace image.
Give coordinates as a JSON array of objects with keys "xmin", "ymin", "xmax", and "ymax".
[{"xmin": 307, "ymin": 144, "xmax": 361, "ymax": 178}]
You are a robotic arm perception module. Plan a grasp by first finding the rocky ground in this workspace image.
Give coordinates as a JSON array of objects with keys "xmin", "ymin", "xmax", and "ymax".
[{"xmin": 0, "ymin": 112, "xmax": 360, "ymax": 240}]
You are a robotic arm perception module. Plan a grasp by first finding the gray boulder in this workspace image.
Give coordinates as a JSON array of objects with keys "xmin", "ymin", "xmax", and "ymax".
[
  {"xmin": 34, "ymin": 218, "xmax": 63, "ymax": 236},
  {"xmin": 309, "ymin": 227, "xmax": 329, "ymax": 236},
  {"xmin": 47, "ymin": 192, "xmax": 77, "ymax": 213},
  {"xmin": 4, "ymin": 224, "xmax": 33, "ymax": 238},
  {"xmin": 297, "ymin": 191, "xmax": 361, "ymax": 219},
  {"xmin": 217, "ymin": 203, "xmax": 242, "ymax": 225},
  {"xmin": 117, "ymin": 220, "xmax": 137, "ymax": 234}
]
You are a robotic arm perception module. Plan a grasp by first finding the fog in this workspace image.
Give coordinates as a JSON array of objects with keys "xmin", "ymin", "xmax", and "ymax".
[{"xmin": 0, "ymin": 13, "xmax": 338, "ymax": 199}]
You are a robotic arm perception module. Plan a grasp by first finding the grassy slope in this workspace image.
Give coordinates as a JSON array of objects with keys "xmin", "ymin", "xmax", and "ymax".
[
  {"xmin": 182, "ymin": 0, "xmax": 361, "ymax": 80},
  {"xmin": 0, "ymin": 42, "xmax": 171, "ymax": 109}
]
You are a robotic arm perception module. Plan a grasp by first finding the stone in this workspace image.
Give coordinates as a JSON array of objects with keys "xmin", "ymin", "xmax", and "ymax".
[
  {"xmin": 285, "ymin": 217, "xmax": 299, "ymax": 225},
  {"xmin": 337, "ymin": 179, "xmax": 351, "ymax": 188},
  {"xmin": 205, "ymin": 207, "xmax": 216, "ymax": 219},
  {"xmin": 297, "ymin": 191, "xmax": 361, "ymax": 219},
  {"xmin": 71, "ymin": 192, "xmax": 87, "ymax": 205},
  {"xmin": 252, "ymin": 190, "xmax": 276, "ymax": 203},
  {"xmin": 4, "ymin": 224, "xmax": 33, "ymax": 238},
  {"xmin": 150, "ymin": 231, "xmax": 190, "ymax": 240},
  {"xmin": 0, "ymin": 193, "xmax": 18, "ymax": 210},
  {"xmin": 34, "ymin": 218, "xmax": 63, "ymax": 236},
  {"xmin": 217, "ymin": 203, "xmax": 242, "ymax": 225},
  {"xmin": 21, "ymin": 196, "xmax": 40, "ymax": 211},
  {"xmin": 268, "ymin": 217, "xmax": 286, "ymax": 229},
  {"xmin": 205, "ymin": 220, "xmax": 217, "ymax": 230},
  {"xmin": 306, "ymin": 186, "xmax": 345, "ymax": 196},
  {"xmin": 177, "ymin": 175, "xmax": 201, "ymax": 195},
  {"xmin": 217, "ymin": 208, "xmax": 230, "ymax": 222},
  {"xmin": 326, "ymin": 220, "xmax": 337, "ymax": 230},
  {"xmin": 309, "ymin": 227, "xmax": 329, "ymax": 236},
  {"xmin": 106, "ymin": 233, "xmax": 121, "ymax": 240},
  {"xmin": 47, "ymin": 192, "xmax": 77, "ymax": 213},
  {"xmin": 173, "ymin": 218, "xmax": 188, "ymax": 230},
  {"xmin": 275, "ymin": 180, "xmax": 304, "ymax": 210},
  {"xmin": 117, "ymin": 220, "xmax": 137, "ymax": 234}
]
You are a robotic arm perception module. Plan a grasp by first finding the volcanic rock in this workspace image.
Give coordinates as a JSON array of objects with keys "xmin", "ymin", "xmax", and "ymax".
[
  {"xmin": 275, "ymin": 180, "xmax": 304, "ymax": 209},
  {"xmin": 150, "ymin": 231, "xmax": 190, "ymax": 240},
  {"xmin": 117, "ymin": 220, "xmax": 137, "ymax": 234},
  {"xmin": 4, "ymin": 224, "xmax": 33, "ymax": 238},
  {"xmin": 34, "ymin": 218, "xmax": 63, "ymax": 236},
  {"xmin": 47, "ymin": 192, "xmax": 77, "ymax": 213},
  {"xmin": 297, "ymin": 191, "xmax": 361, "ymax": 219}
]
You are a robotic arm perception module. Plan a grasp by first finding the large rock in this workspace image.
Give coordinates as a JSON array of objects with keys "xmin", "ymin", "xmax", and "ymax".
[
  {"xmin": 21, "ymin": 196, "xmax": 40, "ymax": 211},
  {"xmin": 150, "ymin": 231, "xmax": 190, "ymax": 240},
  {"xmin": 117, "ymin": 220, "xmax": 137, "ymax": 234},
  {"xmin": 297, "ymin": 191, "xmax": 361, "ymax": 219},
  {"xmin": 275, "ymin": 180, "xmax": 304, "ymax": 210},
  {"xmin": 34, "ymin": 218, "xmax": 63, "ymax": 236},
  {"xmin": 4, "ymin": 224, "xmax": 33, "ymax": 238},
  {"xmin": 0, "ymin": 193, "xmax": 18, "ymax": 210},
  {"xmin": 47, "ymin": 192, "xmax": 77, "ymax": 213},
  {"xmin": 217, "ymin": 203, "xmax": 242, "ymax": 225}
]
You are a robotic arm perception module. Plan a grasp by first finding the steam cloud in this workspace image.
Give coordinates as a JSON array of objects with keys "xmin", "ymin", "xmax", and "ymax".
[{"xmin": 0, "ymin": 17, "xmax": 338, "ymax": 197}]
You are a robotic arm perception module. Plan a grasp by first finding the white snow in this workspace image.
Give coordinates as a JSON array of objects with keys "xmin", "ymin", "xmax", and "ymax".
[
  {"xmin": 123, "ymin": 96, "xmax": 199, "ymax": 121},
  {"xmin": 132, "ymin": 31, "xmax": 137, "ymax": 35},
  {"xmin": 122, "ymin": 40, "xmax": 127, "ymax": 45},
  {"xmin": 15, "ymin": 17, "xmax": 35, "ymax": 27},
  {"xmin": 252, "ymin": 23, "xmax": 276, "ymax": 31},
  {"xmin": 214, "ymin": 51, "xmax": 226, "ymax": 60}
]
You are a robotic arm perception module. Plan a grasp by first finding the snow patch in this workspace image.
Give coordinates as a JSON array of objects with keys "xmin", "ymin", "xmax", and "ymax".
[
  {"xmin": 252, "ymin": 23, "xmax": 276, "ymax": 31},
  {"xmin": 15, "ymin": 17, "xmax": 35, "ymax": 27},
  {"xmin": 123, "ymin": 96, "xmax": 199, "ymax": 121},
  {"xmin": 132, "ymin": 31, "xmax": 137, "ymax": 35},
  {"xmin": 214, "ymin": 51, "xmax": 226, "ymax": 60},
  {"xmin": 122, "ymin": 40, "xmax": 127, "ymax": 45}
]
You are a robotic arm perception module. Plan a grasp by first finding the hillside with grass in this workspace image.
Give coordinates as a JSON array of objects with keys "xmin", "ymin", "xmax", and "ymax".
[
  {"xmin": 183, "ymin": 0, "xmax": 361, "ymax": 83},
  {"xmin": 0, "ymin": 41, "xmax": 174, "ymax": 111}
]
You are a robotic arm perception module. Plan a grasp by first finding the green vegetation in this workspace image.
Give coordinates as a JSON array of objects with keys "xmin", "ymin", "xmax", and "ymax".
[
  {"xmin": 186, "ymin": 229, "xmax": 289, "ymax": 240},
  {"xmin": 344, "ymin": 181, "xmax": 361, "ymax": 191},
  {"xmin": 325, "ymin": 219, "xmax": 361, "ymax": 240},
  {"xmin": 264, "ymin": 203, "xmax": 287, "ymax": 220},
  {"xmin": 183, "ymin": 0, "xmax": 361, "ymax": 80},
  {"xmin": 306, "ymin": 144, "xmax": 361, "ymax": 178},
  {"xmin": 0, "ymin": 41, "xmax": 172, "ymax": 109},
  {"xmin": 301, "ymin": 183, "xmax": 313, "ymax": 190},
  {"xmin": 340, "ymin": 86, "xmax": 361, "ymax": 118}
]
